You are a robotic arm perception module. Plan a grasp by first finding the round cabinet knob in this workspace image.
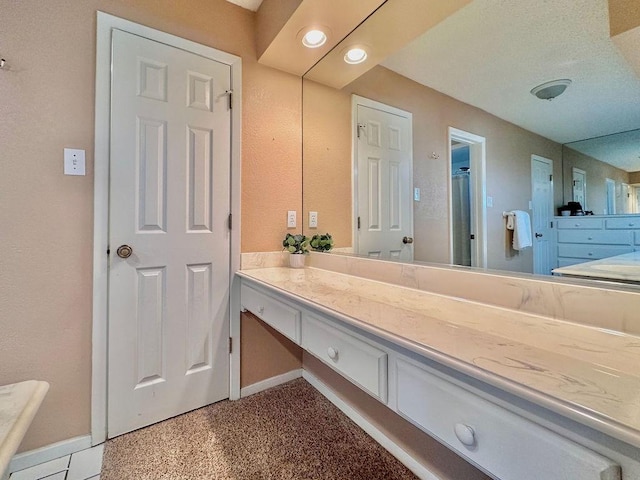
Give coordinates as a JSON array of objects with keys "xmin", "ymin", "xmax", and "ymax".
[
  {"xmin": 116, "ymin": 244, "xmax": 133, "ymax": 259},
  {"xmin": 629, "ymin": 223, "xmax": 635, "ymax": 227},
  {"xmin": 327, "ymin": 346, "xmax": 339, "ymax": 360},
  {"xmin": 454, "ymin": 423, "xmax": 476, "ymax": 447},
  {"xmin": 258, "ymin": 306, "xmax": 264, "ymax": 315}
]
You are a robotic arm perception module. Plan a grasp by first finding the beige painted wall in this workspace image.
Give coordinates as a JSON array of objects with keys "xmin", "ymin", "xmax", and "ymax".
[
  {"xmin": 562, "ymin": 146, "xmax": 630, "ymax": 215},
  {"xmin": 608, "ymin": 0, "xmax": 640, "ymax": 36},
  {"xmin": 629, "ymin": 171, "xmax": 640, "ymax": 184},
  {"xmin": 240, "ymin": 313, "xmax": 302, "ymax": 387},
  {"xmin": 303, "ymin": 65, "xmax": 562, "ymax": 274},
  {"xmin": 1, "ymin": 0, "xmax": 301, "ymax": 451},
  {"xmin": 303, "ymin": 354, "xmax": 491, "ymax": 480}
]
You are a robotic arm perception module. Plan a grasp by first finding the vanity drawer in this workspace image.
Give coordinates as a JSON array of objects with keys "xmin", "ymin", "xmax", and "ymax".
[
  {"xmin": 240, "ymin": 284, "xmax": 301, "ymax": 344},
  {"xmin": 302, "ymin": 313, "xmax": 388, "ymax": 403},
  {"xmin": 557, "ymin": 229, "xmax": 631, "ymax": 245},
  {"xmin": 636, "ymin": 232, "xmax": 640, "ymax": 245},
  {"xmin": 556, "ymin": 217, "xmax": 603, "ymax": 230},
  {"xmin": 557, "ymin": 244, "xmax": 633, "ymax": 260},
  {"xmin": 606, "ymin": 217, "xmax": 640, "ymax": 229},
  {"xmin": 395, "ymin": 358, "xmax": 620, "ymax": 480}
]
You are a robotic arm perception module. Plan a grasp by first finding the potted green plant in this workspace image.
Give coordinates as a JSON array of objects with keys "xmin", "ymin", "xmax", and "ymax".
[
  {"xmin": 309, "ymin": 233, "xmax": 333, "ymax": 252},
  {"xmin": 282, "ymin": 233, "xmax": 308, "ymax": 268}
]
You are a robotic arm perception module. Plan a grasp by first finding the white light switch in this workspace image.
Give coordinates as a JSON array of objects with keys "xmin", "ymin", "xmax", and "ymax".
[
  {"xmin": 309, "ymin": 211, "xmax": 318, "ymax": 228},
  {"xmin": 64, "ymin": 148, "xmax": 86, "ymax": 176},
  {"xmin": 414, "ymin": 187, "xmax": 421, "ymax": 201},
  {"xmin": 486, "ymin": 196, "xmax": 493, "ymax": 208},
  {"xmin": 287, "ymin": 210, "xmax": 297, "ymax": 228}
]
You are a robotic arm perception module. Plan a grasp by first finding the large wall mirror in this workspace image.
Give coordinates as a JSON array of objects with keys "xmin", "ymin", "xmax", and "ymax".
[{"xmin": 302, "ymin": 0, "xmax": 640, "ymax": 282}]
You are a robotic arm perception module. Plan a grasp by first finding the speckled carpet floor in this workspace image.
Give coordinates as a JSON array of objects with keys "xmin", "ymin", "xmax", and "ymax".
[{"xmin": 101, "ymin": 378, "xmax": 418, "ymax": 480}]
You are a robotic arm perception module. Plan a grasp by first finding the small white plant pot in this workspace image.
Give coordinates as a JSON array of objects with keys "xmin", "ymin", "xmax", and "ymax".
[{"xmin": 289, "ymin": 253, "xmax": 306, "ymax": 268}]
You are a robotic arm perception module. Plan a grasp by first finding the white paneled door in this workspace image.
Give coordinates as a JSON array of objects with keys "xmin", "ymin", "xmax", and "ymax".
[
  {"xmin": 108, "ymin": 30, "xmax": 231, "ymax": 437},
  {"xmin": 531, "ymin": 155, "xmax": 554, "ymax": 275},
  {"xmin": 354, "ymin": 97, "xmax": 413, "ymax": 261}
]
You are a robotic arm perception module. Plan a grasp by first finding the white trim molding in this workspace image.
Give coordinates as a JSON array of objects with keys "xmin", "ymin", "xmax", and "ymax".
[
  {"xmin": 8, "ymin": 435, "xmax": 92, "ymax": 475},
  {"xmin": 240, "ymin": 369, "xmax": 303, "ymax": 398},
  {"xmin": 92, "ymin": 11, "xmax": 242, "ymax": 444},
  {"xmin": 302, "ymin": 371, "xmax": 441, "ymax": 480}
]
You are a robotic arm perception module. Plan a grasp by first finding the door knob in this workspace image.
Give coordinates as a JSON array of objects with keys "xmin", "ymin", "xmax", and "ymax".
[
  {"xmin": 402, "ymin": 236, "xmax": 414, "ymax": 244},
  {"xmin": 535, "ymin": 233, "xmax": 543, "ymax": 238},
  {"xmin": 116, "ymin": 244, "xmax": 133, "ymax": 258}
]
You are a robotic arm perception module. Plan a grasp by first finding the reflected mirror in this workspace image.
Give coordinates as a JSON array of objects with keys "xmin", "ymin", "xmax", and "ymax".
[{"xmin": 302, "ymin": 0, "xmax": 640, "ymax": 280}]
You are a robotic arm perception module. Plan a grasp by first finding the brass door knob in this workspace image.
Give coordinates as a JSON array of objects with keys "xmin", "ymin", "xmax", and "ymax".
[
  {"xmin": 116, "ymin": 244, "xmax": 133, "ymax": 258},
  {"xmin": 403, "ymin": 236, "xmax": 414, "ymax": 244}
]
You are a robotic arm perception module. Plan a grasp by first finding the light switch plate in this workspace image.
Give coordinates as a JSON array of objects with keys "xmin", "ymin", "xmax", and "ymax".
[
  {"xmin": 287, "ymin": 210, "xmax": 297, "ymax": 228},
  {"xmin": 309, "ymin": 211, "xmax": 318, "ymax": 228},
  {"xmin": 64, "ymin": 148, "xmax": 86, "ymax": 176},
  {"xmin": 414, "ymin": 187, "xmax": 421, "ymax": 201}
]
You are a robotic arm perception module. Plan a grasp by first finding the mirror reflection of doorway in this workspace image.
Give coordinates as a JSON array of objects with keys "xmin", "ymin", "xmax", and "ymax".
[
  {"xmin": 606, "ymin": 178, "xmax": 616, "ymax": 214},
  {"xmin": 451, "ymin": 143, "xmax": 471, "ymax": 266},
  {"xmin": 572, "ymin": 168, "xmax": 586, "ymax": 209},
  {"xmin": 448, "ymin": 127, "xmax": 487, "ymax": 268}
]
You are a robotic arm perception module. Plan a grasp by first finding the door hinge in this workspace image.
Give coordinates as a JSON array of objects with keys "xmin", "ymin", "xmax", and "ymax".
[
  {"xmin": 549, "ymin": 174, "xmax": 553, "ymax": 182},
  {"xmin": 228, "ymin": 213, "xmax": 232, "ymax": 230},
  {"xmin": 357, "ymin": 216, "xmax": 361, "ymax": 229},
  {"xmin": 550, "ymin": 221, "xmax": 554, "ymax": 228},
  {"xmin": 229, "ymin": 337, "xmax": 233, "ymax": 354},
  {"xmin": 470, "ymin": 234, "xmax": 475, "ymax": 240},
  {"xmin": 106, "ymin": 247, "xmax": 110, "ymax": 255},
  {"xmin": 226, "ymin": 89, "xmax": 233, "ymax": 110}
]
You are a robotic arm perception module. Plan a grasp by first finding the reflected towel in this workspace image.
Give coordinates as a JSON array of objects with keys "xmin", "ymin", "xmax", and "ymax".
[
  {"xmin": 509, "ymin": 210, "xmax": 532, "ymax": 251},
  {"xmin": 510, "ymin": 210, "xmax": 533, "ymax": 250}
]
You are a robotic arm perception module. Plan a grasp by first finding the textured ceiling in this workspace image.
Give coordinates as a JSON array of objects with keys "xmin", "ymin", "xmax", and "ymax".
[
  {"xmin": 226, "ymin": 0, "xmax": 263, "ymax": 11},
  {"xmin": 381, "ymin": 0, "xmax": 640, "ymax": 169}
]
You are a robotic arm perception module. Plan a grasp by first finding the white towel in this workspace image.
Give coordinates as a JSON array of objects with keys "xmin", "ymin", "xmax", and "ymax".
[{"xmin": 509, "ymin": 210, "xmax": 532, "ymax": 251}]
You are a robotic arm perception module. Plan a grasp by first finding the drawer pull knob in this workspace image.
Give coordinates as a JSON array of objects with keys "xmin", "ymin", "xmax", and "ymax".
[
  {"xmin": 575, "ymin": 223, "xmax": 580, "ymax": 227},
  {"xmin": 327, "ymin": 346, "xmax": 339, "ymax": 360},
  {"xmin": 454, "ymin": 423, "xmax": 476, "ymax": 447},
  {"xmin": 258, "ymin": 306, "xmax": 264, "ymax": 315},
  {"xmin": 588, "ymin": 237, "xmax": 593, "ymax": 240},
  {"xmin": 588, "ymin": 252, "xmax": 593, "ymax": 256},
  {"xmin": 630, "ymin": 223, "xmax": 635, "ymax": 227}
]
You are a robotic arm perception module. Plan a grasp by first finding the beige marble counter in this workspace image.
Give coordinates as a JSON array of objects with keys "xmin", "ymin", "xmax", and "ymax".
[
  {"xmin": 0, "ymin": 381, "xmax": 49, "ymax": 478},
  {"xmin": 553, "ymin": 251, "xmax": 640, "ymax": 283},
  {"xmin": 237, "ymin": 266, "xmax": 640, "ymax": 449}
]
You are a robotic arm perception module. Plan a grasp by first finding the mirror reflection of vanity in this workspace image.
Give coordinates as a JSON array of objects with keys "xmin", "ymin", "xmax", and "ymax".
[{"xmin": 301, "ymin": 0, "xmax": 640, "ymax": 283}]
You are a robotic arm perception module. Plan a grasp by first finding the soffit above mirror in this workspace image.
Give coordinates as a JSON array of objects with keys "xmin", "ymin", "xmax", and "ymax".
[
  {"xmin": 226, "ymin": 0, "xmax": 263, "ymax": 11},
  {"xmin": 303, "ymin": 0, "xmax": 472, "ymax": 89},
  {"xmin": 255, "ymin": 0, "xmax": 386, "ymax": 77}
]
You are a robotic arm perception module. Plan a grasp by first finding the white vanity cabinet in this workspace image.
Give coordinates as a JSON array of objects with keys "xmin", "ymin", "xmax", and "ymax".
[
  {"xmin": 555, "ymin": 215, "xmax": 640, "ymax": 267},
  {"xmin": 238, "ymin": 277, "xmax": 633, "ymax": 480},
  {"xmin": 394, "ymin": 356, "xmax": 620, "ymax": 480}
]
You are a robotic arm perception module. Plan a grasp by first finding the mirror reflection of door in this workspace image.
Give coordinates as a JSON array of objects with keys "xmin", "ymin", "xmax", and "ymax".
[
  {"xmin": 451, "ymin": 143, "xmax": 471, "ymax": 266},
  {"xmin": 572, "ymin": 167, "xmax": 586, "ymax": 209},
  {"xmin": 531, "ymin": 155, "xmax": 554, "ymax": 275},
  {"xmin": 353, "ymin": 96, "xmax": 413, "ymax": 261},
  {"xmin": 620, "ymin": 183, "xmax": 632, "ymax": 214},
  {"xmin": 605, "ymin": 178, "xmax": 616, "ymax": 214}
]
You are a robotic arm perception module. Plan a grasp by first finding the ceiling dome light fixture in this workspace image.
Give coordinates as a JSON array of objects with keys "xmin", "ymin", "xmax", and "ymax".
[
  {"xmin": 301, "ymin": 29, "xmax": 327, "ymax": 49},
  {"xmin": 530, "ymin": 79, "xmax": 572, "ymax": 101},
  {"xmin": 344, "ymin": 47, "xmax": 367, "ymax": 65}
]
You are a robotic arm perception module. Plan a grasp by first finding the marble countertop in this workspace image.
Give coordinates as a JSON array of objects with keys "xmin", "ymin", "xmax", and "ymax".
[
  {"xmin": 553, "ymin": 251, "xmax": 640, "ymax": 283},
  {"xmin": 0, "ymin": 381, "xmax": 49, "ymax": 477},
  {"xmin": 238, "ymin": 267, "xmax": 640, "ymax": 449}
]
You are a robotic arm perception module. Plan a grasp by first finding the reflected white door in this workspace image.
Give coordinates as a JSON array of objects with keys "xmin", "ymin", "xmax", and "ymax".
[
  {"xmin": 108, "ymin": 30, "xmax": 231, "ymax": 437},
  {"xmin": 531, "ymin": 155, "xmax": 554, "ymax": 275},
  {"xmin": 572, "ymin": 168, "xmax": 586, "ymax": 209},
  {"xmin": 354, "ymin": 97, "xmax": 413, "ymax": 261},
  {"xmin": 606, "ymin": 178, "xmax": 616, "ymax": 214}
]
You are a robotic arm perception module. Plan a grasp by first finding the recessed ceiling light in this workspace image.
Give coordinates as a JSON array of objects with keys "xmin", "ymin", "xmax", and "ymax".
[
  {"xmin": 301, "ymin": 29, "xmax": 327, "ymax": 49},
  {"xmin": 344, "ymin": 47, "xmax": 367, "ymax": 65},
  {"xmin": 530, "ymin": 79, "xmax": 572, "ymax": 100}
]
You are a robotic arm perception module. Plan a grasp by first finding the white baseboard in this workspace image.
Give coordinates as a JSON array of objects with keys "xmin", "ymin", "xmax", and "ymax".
[
  {"xmin": 240, "ymin": 369, "xmax": 303, "ymax": 398},
  {"xmin": 302, "ymin": 371, "xmax": 441, "ymax": 480},
  {"xmin": 8, "ymin": 435, "xmax": 93, "ymax": 474}
]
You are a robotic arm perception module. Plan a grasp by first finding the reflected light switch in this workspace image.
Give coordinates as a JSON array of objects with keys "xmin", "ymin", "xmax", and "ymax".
[{"xmin": 64, "ymin": 148, "xmax": 86, "ymax": 176}]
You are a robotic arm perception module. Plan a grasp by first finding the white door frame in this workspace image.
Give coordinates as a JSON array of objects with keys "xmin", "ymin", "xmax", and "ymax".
[
  {"xmin": 447, "ymin": 127, "xmax": 487, "ymax": 268},
  {"xmin": 92, "ymin": 12, "xmax": 242, "ymax": 445}
]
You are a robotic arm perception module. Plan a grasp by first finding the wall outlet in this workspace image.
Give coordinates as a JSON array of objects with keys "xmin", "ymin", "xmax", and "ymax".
[
  {"xmin": 287, "ymin": 210, "xmax": 297, "ymax": 228},
  {"xmin": 309, "ymin": 211, "xmax": 318, "ymax": 228}
]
